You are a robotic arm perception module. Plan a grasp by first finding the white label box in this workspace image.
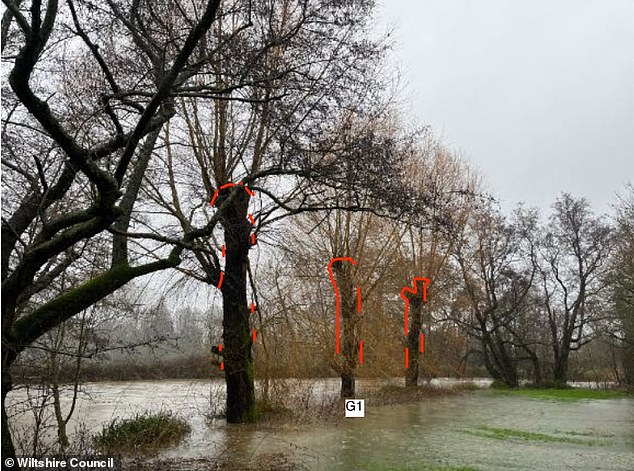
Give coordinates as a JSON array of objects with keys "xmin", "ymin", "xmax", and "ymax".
[{"xmin": 345, "ymin": 399, "xmax": 365, "ymax": 417}]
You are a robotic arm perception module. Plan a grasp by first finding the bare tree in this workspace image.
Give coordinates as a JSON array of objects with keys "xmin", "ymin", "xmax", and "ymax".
[
  {"xmin": 395, "ymin": 141, "xmax": 477, "ymax": 387},
  {"xmin": 608, "ymin": 184, "xmax": 634, "ymax": 386},
  {"xmin": 537, "ymin": 194, "xmax": 613, "ymax": 386},
  {"xmin": 452, "ymin": 202, "xmax": 536, "ymax": 387}
]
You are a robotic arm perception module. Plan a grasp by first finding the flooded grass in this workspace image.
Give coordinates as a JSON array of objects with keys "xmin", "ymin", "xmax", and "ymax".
[
  {"xmin": 356, "ymin": 464, "xmax": 479, "ymax": 471},
  {"xmin": 250, "ymin": 382, "xmax": 480, "ymax": 427},
  {"xmin": 366, "ymin": 382, "xmax": 480, "ymax": 407},
  {"xmin": 462, "ymin": 425, "xmax": 610, "ymax": 446},
  {"xmin": 124, "ymin": 453, "xmax": 298, "ymax": 471},
  {"xmin": 94, "ymin": 411, "xmax": 190, "ymax": 455},
  {"xmin": 496, "ymin": 388, "xmax": 630, "ymax": 401}
]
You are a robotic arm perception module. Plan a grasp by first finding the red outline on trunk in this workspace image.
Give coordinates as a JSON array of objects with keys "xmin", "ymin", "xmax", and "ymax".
[
  {"xmin": 327, "ymin": 257, "xmax": 358, "ymax": 354},
  {"xmin": 400, "ymin": 277, "xmax": 430, "ymax": 368}
]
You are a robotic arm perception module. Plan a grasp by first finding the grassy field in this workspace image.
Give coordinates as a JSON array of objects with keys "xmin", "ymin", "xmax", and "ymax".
[
  {"xmin": 494, "ymin": 387, "xmax": 630, "ymax": 401},
  {"xmin": 461, "ymin": 425, "xmax": 611, "ymax": 446}
]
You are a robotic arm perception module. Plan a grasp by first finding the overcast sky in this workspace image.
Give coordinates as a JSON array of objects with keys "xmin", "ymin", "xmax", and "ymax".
[{"xmin": 375, "ymin": 0, "xmax": 634, "ymax": 215}]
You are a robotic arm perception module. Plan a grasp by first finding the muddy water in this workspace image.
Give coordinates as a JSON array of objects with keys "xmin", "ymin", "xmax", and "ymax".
[{"xmin": 8, "ymin": 379, "xmax": 634, "ymax": 470}]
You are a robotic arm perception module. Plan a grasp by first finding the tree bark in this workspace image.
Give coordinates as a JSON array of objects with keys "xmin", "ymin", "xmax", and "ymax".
[
  {"xmin": 405, "ymin": 298, "xmax": 423, "ymax": 388},
  {"xmin": 480, "ymin": 329, "xmax": 518, "ymax": 387},
  {"xmin": 221, "ymin": 191, "xmax": 256, "ymax": 422},
  {"xmin": 624, "ymin": 335, "xmax": 634, "ymax": 387},
  {"xmin": 528, "ymin": 352, "xmax": 543, "ymax": 387},
  {"xmin": 2, "ymin": 349, "xmax": 17, "ymax": 464},
  {"xmin": 553, "ymin": 347, "xmax": 570, "ymax": 387},
  {"xmin": 620, "ymin": 304, "xmax": 634, "ymax": 387},
  {"xmin": 334, "ymin": 262, "xmax": 357, "ymax": 398}
]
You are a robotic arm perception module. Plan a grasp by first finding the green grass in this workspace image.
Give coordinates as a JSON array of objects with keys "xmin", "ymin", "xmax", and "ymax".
[
  {"xmin": 495, "ymin": 388, "xmax": 628, "ymax": 401},
  {"xmin": 462, "ymin": 426, "xmax": 608, "ymax": 446},
  {"xmin": 93, "ymin": 411, "xmax": 190, "ymax": 454},
  {"xmin": 356, "ymin": 463, "xmax": 478, "ymax": 471}
]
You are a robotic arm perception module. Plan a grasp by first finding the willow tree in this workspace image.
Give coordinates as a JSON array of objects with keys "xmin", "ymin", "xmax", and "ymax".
[
  {"xmin": 259, "ymin": 176, "xmax": 406, "ymax": 397},
  {"xmin": 395, "ymin": 142, "xmax": 476, "ymax": 388},
  {"xmin": 1, "ymin": 0, "xmax": 237, "ymax": 459}
]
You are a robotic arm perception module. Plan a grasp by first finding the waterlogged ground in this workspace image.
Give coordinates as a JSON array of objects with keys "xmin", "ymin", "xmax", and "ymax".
[{"xmin": 8, "ymin": 379, "xmax": 634, "ymax": 470}]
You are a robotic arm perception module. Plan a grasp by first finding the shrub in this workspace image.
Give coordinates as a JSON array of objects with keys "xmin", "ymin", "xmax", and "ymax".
[{"xmin": 93, "ymin": 411, "xmax": 190, "ymax": 454}]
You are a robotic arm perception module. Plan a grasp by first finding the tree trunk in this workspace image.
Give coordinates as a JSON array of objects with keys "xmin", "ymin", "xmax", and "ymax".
[
  {"xmin": 492, "ymin": 334, "xmax": 518, "ymax": 387},
  {"xmin": 553, "ymin": 348, "xmax": 569, "ymax": 387},
  {"xmin": 335, "ymin": 262, "xmax": 357, "ymax": 398},
  {"xmin": 622, "ymin": 315, "xmax": 634, "ymax": 387},
  {"xmin": 2, "ymin": 349, "xmax": 17, "ymax": 464},
  {"xmin": 480, "ymin": 330, "xmax": 518, "ymax": 387},
  {"xmin": 623, "ymin": 341, "xmax": 634, "ymax": 387},
  {"xmin": 405, "ymin": 298, "xmax": 423, "ymax": 388},
  {"xmin": 221, "ymin": 192, "xmax": 256, "ymax": 422},
  {"xmin": 52, "ymin": 383, "xmax": 69, "ymax": 451},
  {"xmin": 531, "ymin": 354, "xmax": 543, "ymax": 388}
]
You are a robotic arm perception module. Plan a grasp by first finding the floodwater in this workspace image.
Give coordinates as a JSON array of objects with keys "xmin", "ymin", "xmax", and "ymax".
[{"xmin": 7, "ymin": 378, "xmax": 634, "ymax": 470}]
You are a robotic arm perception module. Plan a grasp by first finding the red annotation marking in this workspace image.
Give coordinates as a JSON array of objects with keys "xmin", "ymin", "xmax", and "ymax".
[
  {"xmin": 209, "ymin": 181, "xmax": 258, "ymax": 285},
  {"xmin": 400, "ymin": 277, "xmax": 430, "ymax": 336},
  {"xmin": 327, "ymin": 257, "xmax": 358, "ymax": 354},
  {"xmin": 209, "ymin": 181, "xmax": 253, "ymax": 208},
  {"xmin": 420, "ymin": 333, "xmax": 425, "ymax": 353},
  {"xmin": 400, "ymin": 277, "xmax": 430, "ymax": 368},
  {"xmin": 357, "ymin": 287, "xmax": 362, "ymax": 313},
  {"xmin": 359, "ymin": 340, "xmax": 364, "ymax": 365},
  {"xmin": 208, "ymin": 182, "xmax": 260, "ymax": 373}
]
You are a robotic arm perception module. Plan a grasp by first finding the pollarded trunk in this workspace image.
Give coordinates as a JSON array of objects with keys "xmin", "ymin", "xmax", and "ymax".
[
  {"xmin": 222, "ymin": 193, "xmax": 256, "ymax": 423},
  {"xmin": 335, "ymin": 262, "xmax": 358, "ymax": 398},
  {"xmin": 405, "ymin": 298, "xmax": 423, "ymax": 388}
]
